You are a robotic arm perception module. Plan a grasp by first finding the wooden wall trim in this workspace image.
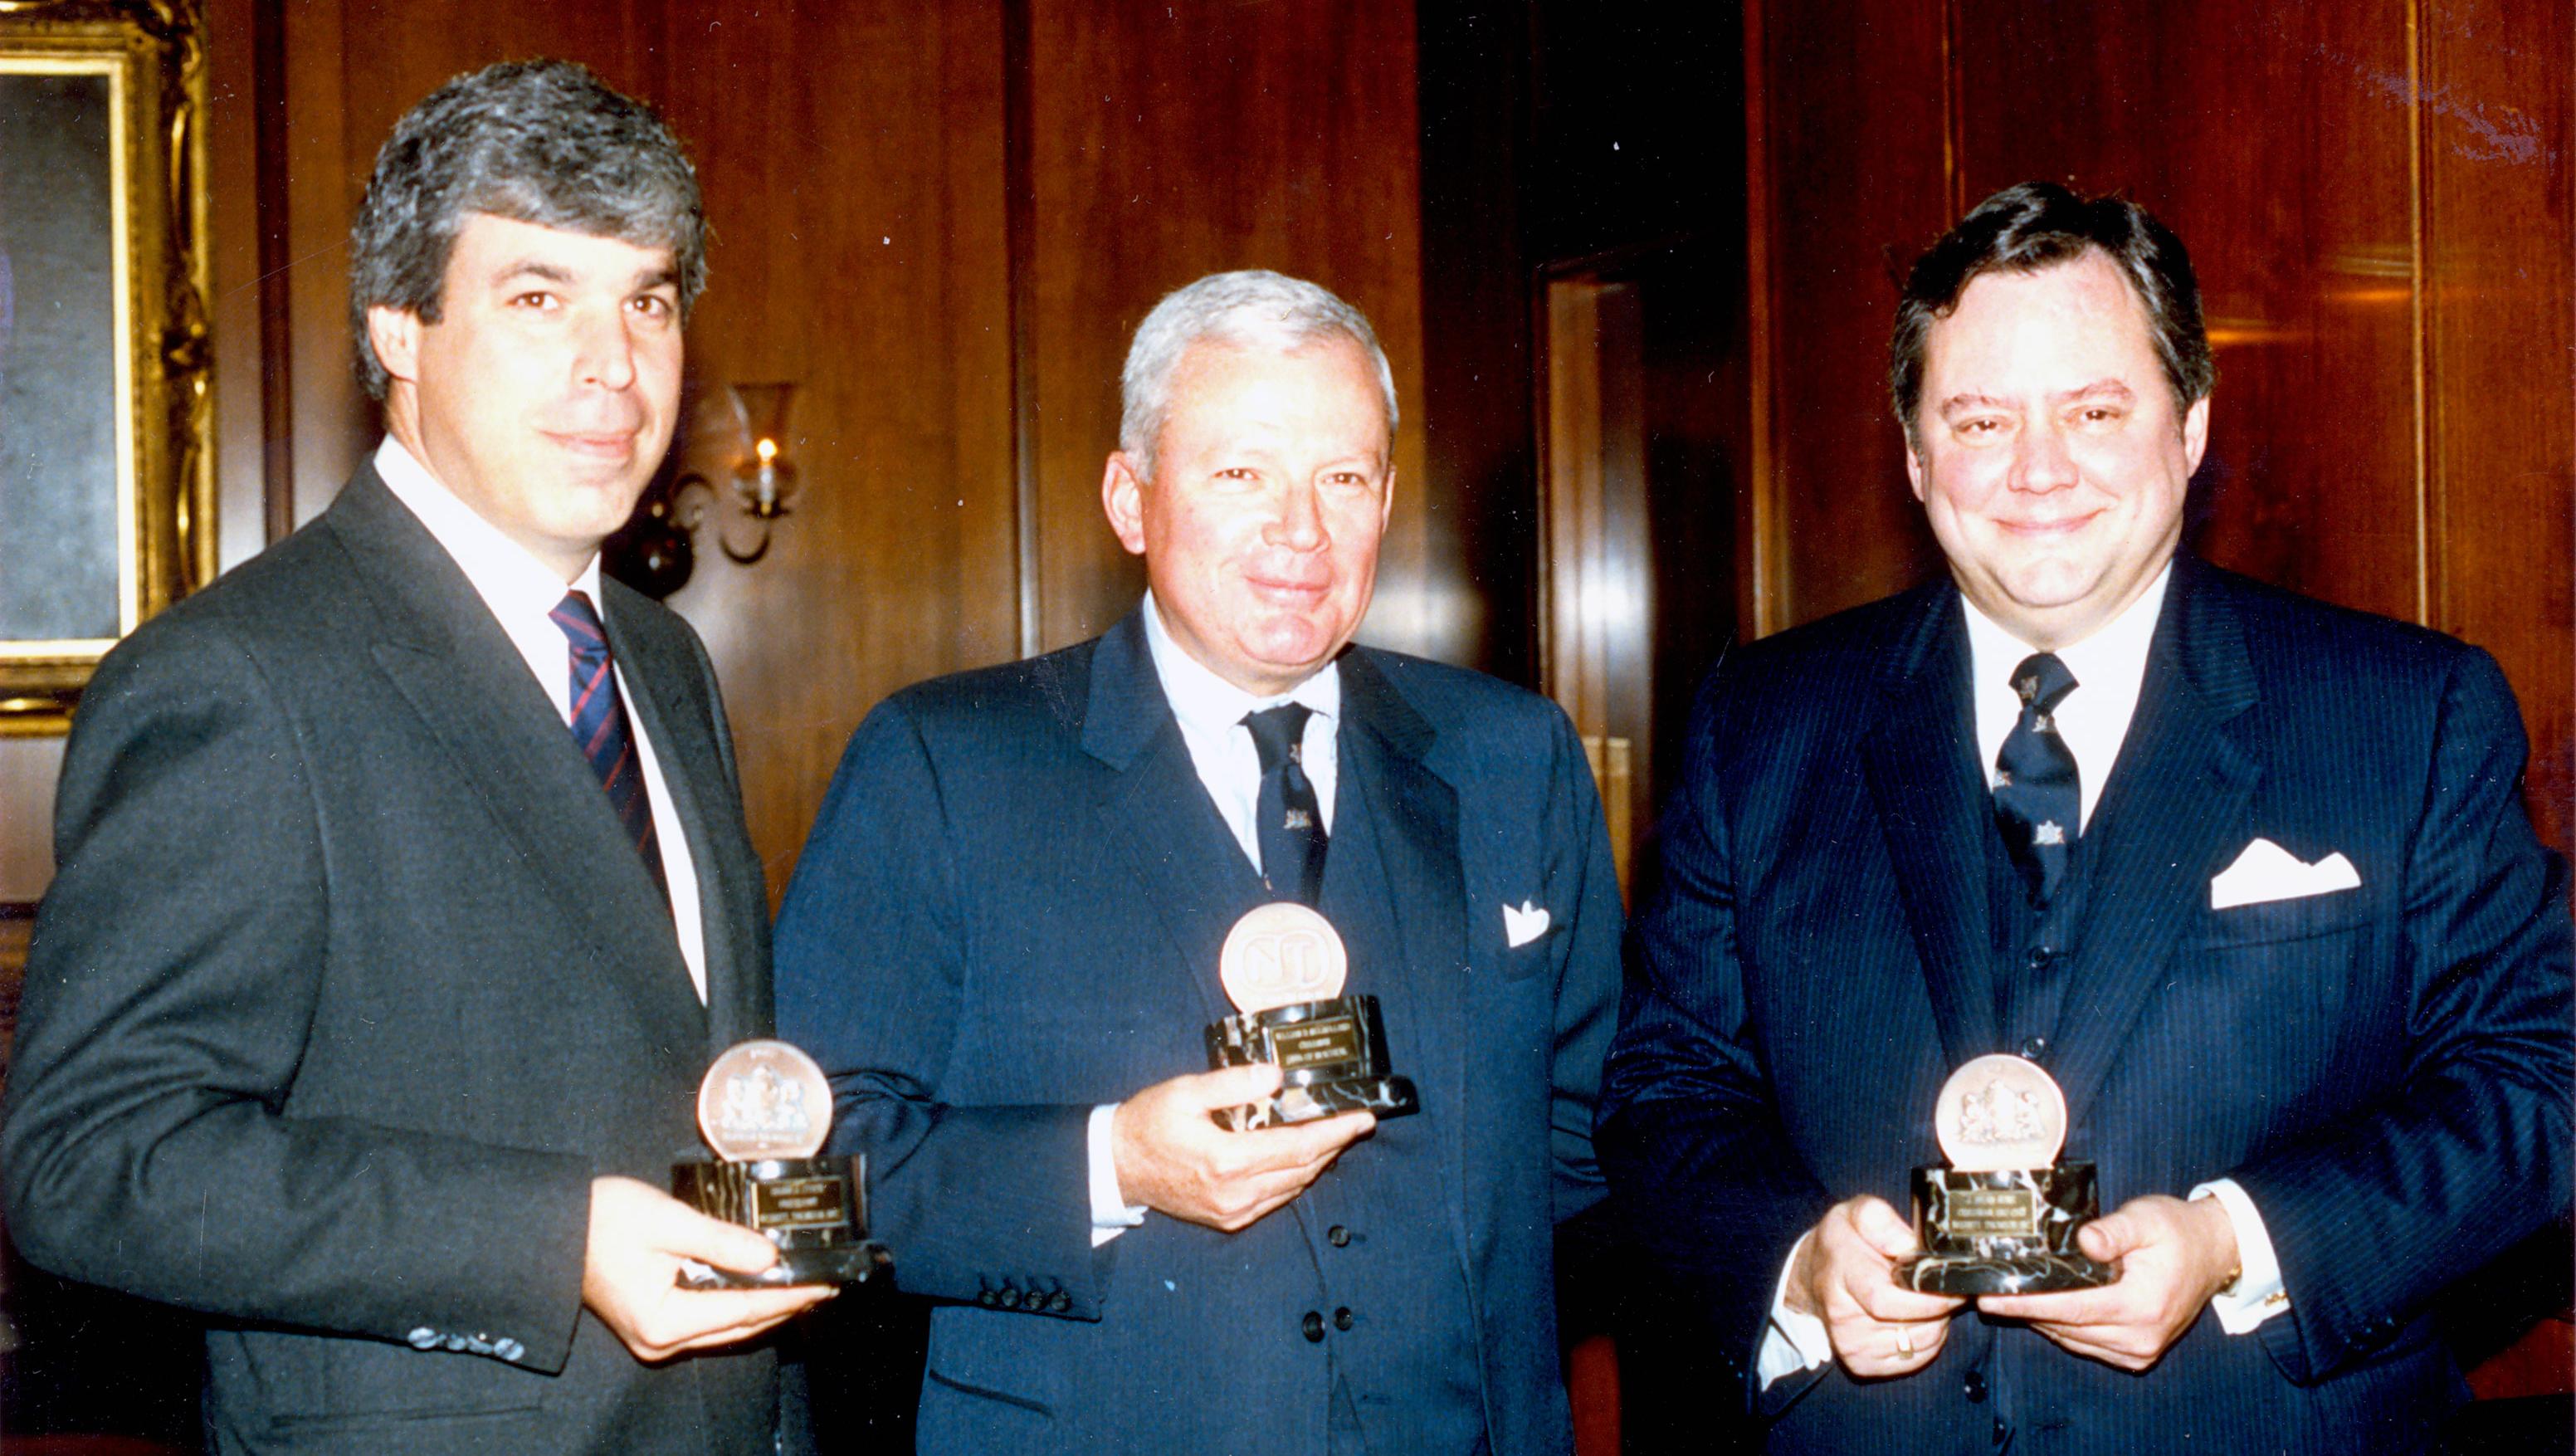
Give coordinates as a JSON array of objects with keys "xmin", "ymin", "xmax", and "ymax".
[
  {"xmin": 1739, "ymin": 0, "xmax": 1783, "ymax": 638},
  {"xmin": 2405, "ymin": 0, "xmax": 2434, "ymax": 629},
  {"xmin": 252, "ymin": 0, "xmax": 293, "ymax": 545},
  {"xmin": 1002, "ymin": 0, "xmax": 1042, "ymax": 661}
]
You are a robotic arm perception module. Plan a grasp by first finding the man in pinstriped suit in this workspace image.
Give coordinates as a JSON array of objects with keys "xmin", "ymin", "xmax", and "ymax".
[{"xmin": 1599, "ymin": 182, "xmax": 2570, "ymax": 1453}]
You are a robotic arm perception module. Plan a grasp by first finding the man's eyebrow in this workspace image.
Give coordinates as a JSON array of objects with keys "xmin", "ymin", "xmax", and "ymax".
[
  {"xmin": 2052, "ymin": 379, "xmax": 2137, "ymax": 405},
  {"xmin": 1934, "ymin": 392, "xmax": 2015, "ymax": 418},
  {"xmin": 490, "ymin": 259, "xmax": 576, "ymax": 288},
  {"xmin": 629, "ymin": 266, "xmax": 680, "ymax": 294}
]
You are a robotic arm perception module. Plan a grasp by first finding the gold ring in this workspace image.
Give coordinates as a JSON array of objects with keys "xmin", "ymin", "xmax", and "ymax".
[{"xmin": 1895, "ymin": 1327, "xmax": 1915, "ymax": 1356}]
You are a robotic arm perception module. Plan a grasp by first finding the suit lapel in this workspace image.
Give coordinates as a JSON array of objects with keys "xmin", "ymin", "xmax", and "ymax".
[
  {"xmin": 606, "ymin": 592, "xmax": 760, "ymax": 1051},
  {"xmin": 1334, "ymin": 651, "xmax": 1467, "ymax": 1155},
  {"xmin": 2047, "ymin": 559, "xmax": 2261, "ymax": 1127},
  {"xmin": 1082, "ymin": 612, "xmax": 1269, "ymax": 1025},
  {"xmin": 1859, "ymin": 585, "xmax": 2003, "ymax": 1071},
  {"xmin": 325, "ymin": 467, "xmax": 707, "ymax": 1057}
]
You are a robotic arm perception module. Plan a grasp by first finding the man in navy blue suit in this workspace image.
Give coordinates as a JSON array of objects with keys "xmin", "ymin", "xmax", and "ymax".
[
  {"xmin": 775, "ymin": 270, "xmax": 1622, "ymax": 1453},
  {"xmin": 1598, "ymin": 183, "xmax": 2572, "ymax": 1454}
]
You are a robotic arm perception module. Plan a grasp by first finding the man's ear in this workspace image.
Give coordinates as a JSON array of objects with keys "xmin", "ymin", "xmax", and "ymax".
[
  {"xmin": 2181, "ymin": 394, "xmax": 2211, "ymax": 476},
  {"xmin": 1101, "ymin": 452, "xmax": 1150, "ymax": 557},
  {"xmin": 366, "ymin": 305, "xmax": 424, "ymax": 386},
  {"xmin": 1903, "ymin": 433, "xmax": 1928, "ymax": 502}
]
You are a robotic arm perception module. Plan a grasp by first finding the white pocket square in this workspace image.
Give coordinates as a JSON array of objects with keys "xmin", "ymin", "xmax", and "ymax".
[
  {"xmin": 1503, "ymin": 899, "xmax": 1552, "ymax": 948},
  {"xmin": 2210, "ymin": 837, "xmax": 2360, "ymax": 910}
]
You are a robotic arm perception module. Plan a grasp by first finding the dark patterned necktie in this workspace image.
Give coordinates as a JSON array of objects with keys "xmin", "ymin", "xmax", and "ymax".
[
  {"xmin": 1993, "ymin": 652, "xmax": 2080, "ymax": 905},
  {"xmin": 550, "ymin": 590, "xmax": 670, "ymax": 908},
  {"xmin": 1243, "ymin": 702, "xmax": 1327, "ymax": 906}
]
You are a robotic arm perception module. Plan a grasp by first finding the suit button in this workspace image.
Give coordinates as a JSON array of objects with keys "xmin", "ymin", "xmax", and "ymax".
[
  {"xmin": 1328, "ymin": 1224, "xmax": 1351, "ymax": 1248},
  {"xmin": 1334, "ymin": 1307, "xmax": 1354, "ymax": 1331},
  {"xmin": 977, "ymin": 1289, "xmax": 998, "ymax": 1308},
  {"xmin": 1301, "ymin": 1311, "xmax": 1325, "ymax": 1342},
  {"xmin": 1962, "ymin": 1370, "xmax": 1987, "ymax": 1403},
  {"xmin": 1049, "ymin": 1291, "xmax": 1071, "ymax": 1313},
  {"xmin": 1994, "ymin": 1417, "xmax": 2010, "ymax": 1445},
  {"xmin": 2019, "ymin": 1035, "xmax": 2048, "ymax": 1062},
  {"xmin": 2025, "ymin": 946, "xmax": 2054, "ymax": 973}
]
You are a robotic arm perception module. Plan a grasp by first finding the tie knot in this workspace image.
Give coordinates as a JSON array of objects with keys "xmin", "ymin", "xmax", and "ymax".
[
  {"xmin": 551, "ymin": 590, "xmax": 609, "ymax": 662},
  {"xmin": 1242, "ymin": 702, "xmax": 1314, "ymax": 773},
  {"xmin": 2008, "ymin": 652, "xmax": 2077, "ymax": 714}
]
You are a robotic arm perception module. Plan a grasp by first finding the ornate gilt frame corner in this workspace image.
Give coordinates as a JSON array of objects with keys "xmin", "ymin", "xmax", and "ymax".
[{"xmin": 0, "ymin": 0, "xmax": 212, "ymax": 735}]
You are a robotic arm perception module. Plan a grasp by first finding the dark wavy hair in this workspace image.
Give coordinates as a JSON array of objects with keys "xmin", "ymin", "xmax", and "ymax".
[
  {"xmin": 1891, "ymin": 181, "xmax": 2213, "ymax": 447},
  {"xmin": 347, "ymin": 59, "xmax": 706, "ymax": 400}
]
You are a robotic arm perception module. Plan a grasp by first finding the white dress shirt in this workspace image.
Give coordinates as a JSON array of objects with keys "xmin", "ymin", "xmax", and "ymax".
[
  {"xmin": 373, "ymin": 437, "xmax": 709, "ymax": 1003},
  {"xmin": 1086, "ymin": 592, "xmax": 1346, "ymax": 1243},
  {"xmin": 1759, "ymin": 564, "xmax": 2286, "ymax": 1388}
]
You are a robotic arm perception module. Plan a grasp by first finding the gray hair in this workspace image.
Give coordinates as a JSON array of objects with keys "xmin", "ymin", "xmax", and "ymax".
[
  {"xmin": 348, "ymin": 59, "xmax": 707, "ymax": 401},
  {"xmin": 1118, "ymin": 270, "xmax": 1397, "ymax": 481}
]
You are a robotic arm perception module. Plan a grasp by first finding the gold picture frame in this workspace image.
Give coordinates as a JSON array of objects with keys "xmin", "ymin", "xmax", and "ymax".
[{"xmin": 0, "ymin": 0, "xmax": 210, "ymax": 734}]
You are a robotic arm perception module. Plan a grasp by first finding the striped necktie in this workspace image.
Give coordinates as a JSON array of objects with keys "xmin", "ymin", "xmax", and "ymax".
[{"xmin": 549, "ymin": 590, "xmax": 671, "ymax": 908}]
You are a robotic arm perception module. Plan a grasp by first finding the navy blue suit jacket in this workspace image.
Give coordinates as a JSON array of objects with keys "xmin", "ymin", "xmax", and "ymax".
[
  {"xmin": 1598, "ymin": 556, "xmax": 2572, "ymax": 1454},
  {"xmin": 774, "ymin": 608, "xmax": 1622, "ymax": 1454}
]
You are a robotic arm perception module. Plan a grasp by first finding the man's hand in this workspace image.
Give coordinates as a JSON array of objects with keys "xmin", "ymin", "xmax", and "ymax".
[
  {"xmin": 1111, "ymin": 1063, "xmax": 1375, "ymax": 1232},
  {"xmin": 1978, "ymin": 1193, "xmax": 2241, "ymax": 1371},
  {"xmin": 1787, "ymin": 1195, "xmax": 1964, "ymax": 1378},
  {"xmin": 581, "ymin": 1175, "xmax": 835, "ymax": 1363}
]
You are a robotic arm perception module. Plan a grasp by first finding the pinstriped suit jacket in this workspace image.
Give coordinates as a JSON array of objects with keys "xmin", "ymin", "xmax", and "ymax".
[
  {"xmin": 2, "ymin": 465, "xmax": 781, "ymax": 1454},
  {"xmin": 1598, "ymin": 554, "xmax": 2571, "ymax": 1454}
]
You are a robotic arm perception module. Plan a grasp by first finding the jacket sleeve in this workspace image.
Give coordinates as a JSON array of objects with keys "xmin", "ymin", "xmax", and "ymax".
[
  {"xmin": 0, "ymin": 616, "xmax": 593, "ymax": 1373},
  {"xmin": 1539, "ymin": 704, "xmax": 1624, "ymax": 1227},
  {"xmin": 773, "ymin": 698, "xmax": 1103, "ymax": 1319},
  {"xmin": 1595, "ymin": 664, "xmax": 1836, "ymax": 1391},
  {"xmin": 2232, "ymin": 645, "xmax": 2574, "ymax": 1383}
]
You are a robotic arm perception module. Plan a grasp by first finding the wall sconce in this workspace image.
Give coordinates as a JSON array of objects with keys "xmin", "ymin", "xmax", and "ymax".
[{"xmin": 605, "ymin": 382, "xmax": 802, "ymax": 600}]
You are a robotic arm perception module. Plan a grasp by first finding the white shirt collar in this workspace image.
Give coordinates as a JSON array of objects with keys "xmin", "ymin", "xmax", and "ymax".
[
  {"xmin": 373, "ymin": 435, "xmax": 603, "ymax": 618},
  {"xmin": 1960, "ymin": 560, "xmax": 2173, "ymax": 833},
  {"xmin": 1138, "ymin": 590, "xmax": 1342, "ymax": 872}
]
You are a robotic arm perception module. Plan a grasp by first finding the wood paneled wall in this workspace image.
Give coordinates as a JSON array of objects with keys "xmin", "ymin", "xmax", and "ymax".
[
  {"xmin": 1745, "ymin": 0, "xmax": 2574, "ymax": 856},
  {"xmin": 0, "ymin": 0, "xmax": 1440, "ymax": 903}
]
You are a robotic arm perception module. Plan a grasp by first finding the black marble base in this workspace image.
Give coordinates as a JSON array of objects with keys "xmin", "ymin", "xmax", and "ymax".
[
  {"xmin": 672, "ymin": 1153, "xmax": 890, "ymax": 1287},
  {"xmin": 1898, "ymin": 1161, "xmax": 2119, "ymax": 1295},
  {"xmin": 1205, "ymin": 994, "xmax": 1420, "ymax": 1131},
  {"xmin": 679, "ymin": 1239, "xmax": 895, "ymax": 1291}
]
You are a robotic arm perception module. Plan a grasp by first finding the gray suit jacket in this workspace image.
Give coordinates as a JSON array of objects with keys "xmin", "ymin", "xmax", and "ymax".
[{"xmin": 2, "ymin": 463, "xmax": 780, "ymax": 1454}]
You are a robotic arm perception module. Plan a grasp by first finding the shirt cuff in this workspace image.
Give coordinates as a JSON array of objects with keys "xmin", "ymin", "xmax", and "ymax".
[
  {"xmin": 1758, "ymin": 1232, "xmax": 1836, "ymax": 1387},
  {"xmin": 2190, "ymin": 1178, "xmax": 2290, "ymax": 1334},
  {"xmin": 1088, "ymin": 1102, "xmax": 1148, "ymax": 1248}
]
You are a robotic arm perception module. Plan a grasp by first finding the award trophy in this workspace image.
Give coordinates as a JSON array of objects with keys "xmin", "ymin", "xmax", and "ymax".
[
  {"xmin": 670, "ymin": 1039, "xmax": 892, "ymax": 1288},
  {"xmin": 1897, "ymin": 1053, "xmax": 2118, "ymax": 1295},
  {"xmin": 1203, "ymin": 902, "xmax": 1419, "ymax": 1131}
]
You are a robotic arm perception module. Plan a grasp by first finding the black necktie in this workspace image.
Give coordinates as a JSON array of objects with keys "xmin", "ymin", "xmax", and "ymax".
[
  {"xmin": 550, "ymin": 590, "xmax": 671, "ymax": 908},
  {"xmin": 1243, "ymin": 703, "xmax": 1327, "ymax": 906},
  {"xmin": 1993, "ymin": 652, "xmax": 2080, "ymax": 905}
]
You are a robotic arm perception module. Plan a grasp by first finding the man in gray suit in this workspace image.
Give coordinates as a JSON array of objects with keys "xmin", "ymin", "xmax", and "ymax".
[{"xmin": 2, "ymin": 61, "xmax": 827, "ymax": 1454}]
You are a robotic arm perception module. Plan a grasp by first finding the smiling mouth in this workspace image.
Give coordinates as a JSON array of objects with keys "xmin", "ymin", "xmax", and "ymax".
[
  {"xmin": 1246, "ymin": 574, "xmax": 1332, "ymax": 599},
  {"xmin": 1996, "ymin": 511, "xmax": 2101, "ymax": 538},
  {"xmin": 546, "ymin": 429, "xmax": 639, "ymax": 460}
]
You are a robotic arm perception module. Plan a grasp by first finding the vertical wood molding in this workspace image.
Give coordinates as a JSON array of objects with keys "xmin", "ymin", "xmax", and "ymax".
[
  {"xmin": 251, "ymin": 0, "xmax": 294, "ymax": 546},
  {"xmin": 2406, "ymin": 0, "xmax": 2436, "ymax": 629},
  {"xmin": 1739, "ymin": 0, "xmax": 1783, "ymax": 638},
  {"xmin": 1001, "ymin": 0, "xmax": 1042, "ymax": 661}
]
